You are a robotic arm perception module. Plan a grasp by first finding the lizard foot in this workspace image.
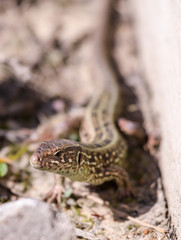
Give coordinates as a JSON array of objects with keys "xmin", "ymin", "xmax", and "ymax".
[{"xmin": 42, "ymin": 175, "xmax": 64, "ymax": 206}]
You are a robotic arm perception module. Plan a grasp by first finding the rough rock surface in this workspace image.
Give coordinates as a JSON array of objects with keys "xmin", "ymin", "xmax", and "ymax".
[
  {"xmin": 130, "ymin": 0, "xmax": 181, "ymax": 238},
  {"xmin": 0, "ymin": 198, "xmax": 75, "ymax": 240}
]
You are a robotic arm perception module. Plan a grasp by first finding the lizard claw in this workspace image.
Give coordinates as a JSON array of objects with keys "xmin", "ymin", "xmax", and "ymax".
[{"xmin": 42, "ymin": 184, "xmax": 64, "ymax": 205}]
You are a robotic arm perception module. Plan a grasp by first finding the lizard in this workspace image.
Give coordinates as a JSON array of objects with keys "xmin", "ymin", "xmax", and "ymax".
[{"xmin": 30, "ymin": 0, "xmax": 132, "ymax": 197}]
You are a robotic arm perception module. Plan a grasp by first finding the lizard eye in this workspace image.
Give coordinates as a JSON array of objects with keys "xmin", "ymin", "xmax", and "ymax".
[{"xmin": 54, "ymin": 150, "xmax": 61, "ymax": 157}]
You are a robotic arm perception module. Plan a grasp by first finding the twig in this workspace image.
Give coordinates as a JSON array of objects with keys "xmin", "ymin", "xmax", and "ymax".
[
  {"xmin": 0, "ymin": 156, "xmax": 13, "ymax": 164},
  {"xmin": 127, "ymin": 216, "xmax": 166, "ymax": 237}
]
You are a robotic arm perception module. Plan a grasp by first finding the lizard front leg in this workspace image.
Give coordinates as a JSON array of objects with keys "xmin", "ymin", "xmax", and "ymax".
[{"xmin": 91, "ymin": 165, "xmax": 134, "ymax": 198}]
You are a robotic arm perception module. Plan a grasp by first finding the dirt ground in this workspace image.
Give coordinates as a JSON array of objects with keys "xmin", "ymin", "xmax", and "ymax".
[{"xmin": 0, "ymin": 0, "xmax": 175, "ymax": 239}]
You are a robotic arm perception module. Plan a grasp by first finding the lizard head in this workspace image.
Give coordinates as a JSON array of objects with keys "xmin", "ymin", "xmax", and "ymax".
[{"xmin": 30, "ymin": 139, "xmax": 86, "ymax": 180}]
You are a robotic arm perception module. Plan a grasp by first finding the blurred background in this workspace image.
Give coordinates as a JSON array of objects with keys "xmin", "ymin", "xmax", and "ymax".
[{"xmin": 0, "ymin": 0, "xmax": 177, "ymax": 239}]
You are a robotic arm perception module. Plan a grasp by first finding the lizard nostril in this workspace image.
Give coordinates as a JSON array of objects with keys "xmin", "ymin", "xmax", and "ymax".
[{"xmin": 30, "ymin": 154, "xmax": 39, "ymax": 167}]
